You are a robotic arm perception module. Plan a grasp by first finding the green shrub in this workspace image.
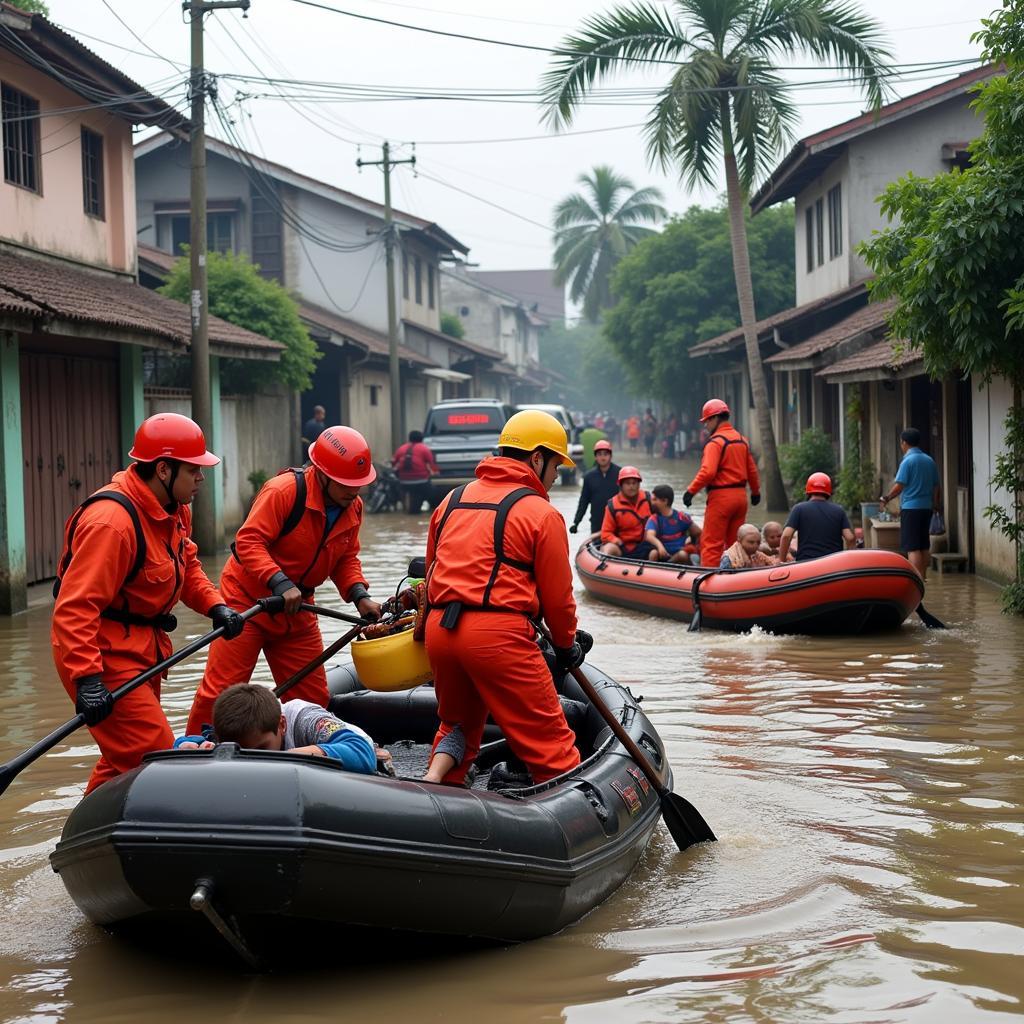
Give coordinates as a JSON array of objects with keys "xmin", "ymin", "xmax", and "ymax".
[
  {"xmin": 440, "ymin": 312, "xmax": 465, "ymax": 339},
  {"xmin": 779, "ymin": 427, "xmax": 836, "ymax": 498},
  {"xmin": 247, "ymin": 469, "xmax": 269, "ymax": 495}
]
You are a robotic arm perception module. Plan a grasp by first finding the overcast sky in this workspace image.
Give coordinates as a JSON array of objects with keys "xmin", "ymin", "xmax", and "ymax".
[{"xmin": 46, "ymin": 0, "xmax": 1000, "ymax": 272}]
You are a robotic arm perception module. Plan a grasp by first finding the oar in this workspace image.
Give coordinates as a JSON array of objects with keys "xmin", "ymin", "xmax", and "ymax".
[
  {"xmin": 0, "ymin": 601, "xmax": 273, "ymax": 798},
  {"xmin": 299, "ymin": 602, "xmax": 370, "ymax": 626},
  {"xmin": 687, "ymin": 570, "xmax": 718, "ymax": 633},
  {"xmin": 537, "ymin": 624, "xmax": 716, "ymax": 851},
  {"xmin": 916, "ymin": 603, "xmax": 947, "ymax": 629},
  {"xmin": 273, "ymin": 621, "xmax": 366, "ymax": 700}
]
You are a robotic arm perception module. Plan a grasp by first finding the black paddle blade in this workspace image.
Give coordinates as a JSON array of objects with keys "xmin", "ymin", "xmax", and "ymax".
[
  {"xmin": 0, "ymin": 764, "xmax": 16, "ymax": 798},
  {"xmin": 660, "ymin": 790, "xmax": 717, "ymax": 849},
  {"xmin": 687, "ymin": 610, "xmax": 702, "ymax": 633},
  {"xmin": 916, "ymin": 603, "xmax": 947, "ymax": 629}
]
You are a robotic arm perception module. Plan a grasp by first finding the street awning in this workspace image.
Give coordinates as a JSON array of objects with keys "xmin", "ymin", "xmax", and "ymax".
[{"xmin": 421, "ymin": 367, "xmax": 472, "ymax": 382}]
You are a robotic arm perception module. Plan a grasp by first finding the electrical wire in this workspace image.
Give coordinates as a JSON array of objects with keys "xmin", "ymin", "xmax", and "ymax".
[{"xmin": 99, "ymin": 0, "xmax": 185, "ymax": 75}]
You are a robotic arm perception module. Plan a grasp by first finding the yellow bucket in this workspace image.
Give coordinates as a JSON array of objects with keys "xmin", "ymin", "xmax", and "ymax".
[{"xmin": 351, "ymin": 627, "xmax": 432, "ymax": 692}]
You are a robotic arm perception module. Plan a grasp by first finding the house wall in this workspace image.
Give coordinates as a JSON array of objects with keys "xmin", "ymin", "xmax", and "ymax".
[
  {"xmin": 135, "ymin": 147, "xmax": 254, "ymax": 260},
  {"xmin": 971, "ymin": 374, "xmax": 1017, "ymax": 583},
  {"xmin": 400, "ymin": 237, "xmax": 442, "ymax": 332},
  {"xmin": 144, "ymin": 390, "xmax": 292, "ymax": 531},
  {"xmin": 0, "ymin": 49, "xmax": 135, "ymax": 273},
  {"xmin": 793, "ymin": 92, "xmax": 986, "ymax": 305},
  {"xmin": 347, "ymin": 365, "xmax": 393, "ymax": 461}
]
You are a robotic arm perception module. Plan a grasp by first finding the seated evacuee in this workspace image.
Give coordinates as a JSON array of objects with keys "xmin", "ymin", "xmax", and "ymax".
[
  {"xmin": 720, "ymin": 524, "xmax": 775, "ymax": 569},
  {"xmin": 645, "ymin": 485, "xmax": 702, "ymax": 564},
  {"xmin": 760, "ymin": 521, "xmax": 794, "ymax": 562},
  {"xmin": 778, "ymin": 473, "xmax": 855, "ymax": 562},
  {"xmin": 175, "ymin": 683, "xmax": 378, "ymax": 774},
  {"xmin": 600, "ymin": 466, "xmax": 656, "ymax": 560}
]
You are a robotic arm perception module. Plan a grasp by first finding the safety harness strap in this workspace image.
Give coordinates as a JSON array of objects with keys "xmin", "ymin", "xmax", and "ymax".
[{"xmin": 53, "ymin": 491, "xmax": 146, "ymax": 599}]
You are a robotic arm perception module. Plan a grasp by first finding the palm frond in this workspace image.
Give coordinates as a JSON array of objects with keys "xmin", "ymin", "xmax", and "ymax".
[
  {"xmin": 675, "ymin": 0, "xmax": 751, "ymax": 52},
  {"xmin": 614, "ymin": 188, "xmax": 669, "ymax": 224},
  {"xmin": 553, "ymin": 193, "xmax": 601, "ymax": 230},
  {"xmin": 540, "ymin": 2, "xmax": 691, "ymax": 128}
]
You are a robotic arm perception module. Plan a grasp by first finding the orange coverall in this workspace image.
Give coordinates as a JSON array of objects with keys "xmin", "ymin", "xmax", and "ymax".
[
  {"xmin": 425, "ymin": 456, "xmax": 580, "ymax": 786},
  {"xmin": 600, "ymin": 491, "xmax": 653, "ymax": 551},
  {"xmin": 186, "ymin": 466, "xmax": 367, "ymax": 734},
  {"xmin": 51, "ymin": 466, "xmax": 223, "ymax": 793},
  {"xmin": 687, "ymin": 424, "xmax": 761, "ymax": 567}
]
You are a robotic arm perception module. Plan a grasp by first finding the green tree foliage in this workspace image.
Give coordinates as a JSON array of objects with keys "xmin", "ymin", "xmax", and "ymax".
[
  {"xmin": 16, "ymin": 1, "xmax": 49, "ymax": 15},
  {"xmin": 539, "ymin": 320, "xmax": 632, "ymax": 411},
  {"xmin": 440, "ymin": 312, "xmax": 465, "ymax": 339},
  {"xmin": 603, "ymin": 203, "xmax": 793, "ymax": 403},
  {"xmin": 160, "ymin": 250, "xmax": 319, "ymax": 394},
  {"xmin": 859, "ymin": 0, "xmax": 1024, "ymax": 610},
  {"xmin": 542, "ymin": 0, "xmax": 893, "ymax": 511},
  {"xmin": 552, "ymin": 166, "xmax": 666, "ymax": 323},
  {"xmin": 779, "ymin": 427, "xmax": 837, "ymax": 499}
]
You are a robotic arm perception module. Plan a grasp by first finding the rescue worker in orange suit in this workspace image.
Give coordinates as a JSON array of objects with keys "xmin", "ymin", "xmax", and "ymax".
[
  {"xmin": 186, "ymin": 426, "xmax": 381, "ymax": 735},
  {"xmin": 683, "ymin": 399, "xmax": 761, "ymax": 568},
  {"xmin": 420, "ymin": 410, "xmax": 590, "ymax": 788},
  {"xmin": 51, "ymin": 414, "xmax": 244, "ymax": 794},
  {"xmin": 600, "ymin": 466, "xmax": 657, "ymax": 560}
]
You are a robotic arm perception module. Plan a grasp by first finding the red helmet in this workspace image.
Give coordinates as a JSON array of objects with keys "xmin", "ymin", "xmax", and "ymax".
[
  {"xmin": 700, "ymin": 399, "xmax": 730, "ymax": 422},
  {"xmin": 618, "ymin": 465, "xmax": 642, "ymax": 484},
  {"xmin": 309, "ymin": 426, "xmax": 376, "ymax": 487},
  {"xmin": 128, "ymin": 413, "xmax": 219, "ymax": 467},
  {"xmin": 806, "ymin": 472, "xmax": 832, "ymax": 496},
  {"xmin": 593, "ymin": 439, "xmax": 613, "ymax": 454}
]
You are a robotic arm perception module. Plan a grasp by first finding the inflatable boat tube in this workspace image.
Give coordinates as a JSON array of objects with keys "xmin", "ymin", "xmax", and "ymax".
[{"xmin": 575, "ymin": 542, "xmax": 923, "ymax": 633}]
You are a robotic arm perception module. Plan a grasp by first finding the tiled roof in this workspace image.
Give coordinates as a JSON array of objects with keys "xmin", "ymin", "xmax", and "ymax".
[
  {"xmin": 765, "ymin": 299, "xmax": 896, "ymax": 366},
  {"xmin": 299, "ymin": 303, "xmax": 436, "ymax": 367},
  {"xmin": 468, "ymin": 269, "xmax": 565, "ymax": 322},
  {"xmin": 819, "ymin": 338, "xmax": 922, "ymax": 379},
  {"xmin": 403, "ymin": 320, "xmax": 505, "ymax": 361},
  {"xmin": 0, "ymin": 250, "xmax": 282, "ymax": 356},
  {"xmin": 137, "ymin": 244, "xmax": 177, "ymax": 274},
  {"xmin": 689, "ymin": 282, "xmax": 867, "ymax": 357}
]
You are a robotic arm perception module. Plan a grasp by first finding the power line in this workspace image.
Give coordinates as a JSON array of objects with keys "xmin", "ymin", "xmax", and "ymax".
[
  {"xmin": 283, "ymin": 1, "xmax": 981, "ymax": 74},
  {"xmin": 99, "ymin": 0, "xmax": 184, "ymax": 75}
]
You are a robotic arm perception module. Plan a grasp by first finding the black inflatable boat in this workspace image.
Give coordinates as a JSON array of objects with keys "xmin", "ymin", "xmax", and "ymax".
[{"xmin": 50, "ymin": 664, "xmax": 670, "ymax": 953}]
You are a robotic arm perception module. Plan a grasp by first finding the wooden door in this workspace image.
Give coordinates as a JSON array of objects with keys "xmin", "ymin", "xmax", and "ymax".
[{"xmin": 21, "ymin": 351, "xmax": 120, "ymax": 583}]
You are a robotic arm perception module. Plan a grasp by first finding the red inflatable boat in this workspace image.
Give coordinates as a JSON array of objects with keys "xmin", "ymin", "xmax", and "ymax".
[{"xmin": 575, "ymin": 542, "xmax": 923, "ymax": 634}]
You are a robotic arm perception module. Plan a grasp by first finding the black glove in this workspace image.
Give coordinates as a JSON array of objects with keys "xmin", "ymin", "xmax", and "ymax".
[
  {"xmin": 683, "ymin": 491, "xmax": 694, "ymax": 507},
  {"xmin": 575, "ymin": 629, "xmax": 594, "ymax": 656},
  {"xmin": 75, "ymin": 674, "xmax": 114, "ymax": 727},
  {"xmin": 569, "ymin": 523, "xmax": 579, "ymax": 535},
  {"xmin": 751, "ymin": 493, "xmax": 761, "ymax": 507},
  {"xmin": 209, "ymin": 603, "xmax": 244, "ymax": 639},
  {"xmin": 554, "ymin": 642, "xmax": 585, "ymax": 672}
]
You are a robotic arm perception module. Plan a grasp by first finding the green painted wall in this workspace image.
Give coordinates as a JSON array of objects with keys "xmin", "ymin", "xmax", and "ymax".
[{"xmin": 0, "ymin": 333, "xmax": 27, "ymax": 614}]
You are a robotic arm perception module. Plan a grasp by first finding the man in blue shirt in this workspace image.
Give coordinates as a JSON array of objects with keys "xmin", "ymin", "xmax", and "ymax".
[{"xmin": 880, "ymin": 428, "xmax": 941, "ymax": 579}]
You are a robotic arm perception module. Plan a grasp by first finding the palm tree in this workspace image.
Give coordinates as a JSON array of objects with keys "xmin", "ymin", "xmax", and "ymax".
[
  {"xmin": 541, "ymin": 1, "xmax": 892, "ymax": 509},
  {"xmin": 553, "ymin": 165, "xmax": 667, "ymax": 323}
]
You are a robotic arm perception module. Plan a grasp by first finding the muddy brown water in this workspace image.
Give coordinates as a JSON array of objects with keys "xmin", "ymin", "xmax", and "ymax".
[{"xmin": 1, "ymin": 455, "xmax": 1022, "ymax": 1022}]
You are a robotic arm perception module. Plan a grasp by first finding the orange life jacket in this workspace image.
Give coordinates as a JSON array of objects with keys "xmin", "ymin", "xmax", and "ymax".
[{"xmin": 600, "ymin": 490, "xmax": 653, "ymax": 547}]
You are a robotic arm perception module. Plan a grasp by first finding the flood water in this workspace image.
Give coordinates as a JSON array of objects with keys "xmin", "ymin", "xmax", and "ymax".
[{"xmin": 1, "ymin": 454, "xmax": 1022, "ymax": 1023}]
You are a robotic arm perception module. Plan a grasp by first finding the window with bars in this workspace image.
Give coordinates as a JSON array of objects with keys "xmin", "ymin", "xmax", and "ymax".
[
  {"xmin": 2, "ymin": 83, "xmax": 41, "ymax": 193},
  {"xmin": 815, "ymin": 197, "xmax": 824, "ymax": 266},
  {"xmin": 81, "ymin": 128, "xmax": 104, "ymax": 219},
  {"xmin": 827, "ymin": 183, "xmax": 842, "ymax": 259}
]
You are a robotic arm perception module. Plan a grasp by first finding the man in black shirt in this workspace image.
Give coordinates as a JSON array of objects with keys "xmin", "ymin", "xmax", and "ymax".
[
  {"xmin": 778, "ymin": 472, "xmax": 855, "ymax": 562},
  {"xmin": 570, "ymin": 440, "xmax": 620, "ymax": 536},
  {"xmin": 301, "ymin": 405, "xmax": 326, "ymax": 448}
]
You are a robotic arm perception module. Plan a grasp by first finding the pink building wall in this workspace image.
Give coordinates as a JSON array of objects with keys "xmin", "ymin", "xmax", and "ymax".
[{"xmin": 0, "ymin": 49, "xmax": 135, "ymax": 273}]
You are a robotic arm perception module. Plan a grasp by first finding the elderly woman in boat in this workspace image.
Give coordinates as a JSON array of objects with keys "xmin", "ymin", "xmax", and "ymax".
[{"xmin": 719, "ymin": 524, "xmax": 775, "ymax": 570}]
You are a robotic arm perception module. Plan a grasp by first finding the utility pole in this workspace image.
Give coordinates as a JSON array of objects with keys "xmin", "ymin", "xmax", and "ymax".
[
  {"xmin": 185, "ymin": 0, "xmax": 249, "ymax": 553},
  {"xmin": 356, "ymin": 142, "xmax": 415, "ymax": 454}
]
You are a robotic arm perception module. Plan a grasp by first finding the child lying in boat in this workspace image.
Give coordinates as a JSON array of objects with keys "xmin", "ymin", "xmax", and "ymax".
[
  {"xmin": 719, "ymin": 524, "xmax": 775, "ymax": 569},
  {"xmin": 174, "ymin": 683, "xmax": 380, "ymax": 774}
]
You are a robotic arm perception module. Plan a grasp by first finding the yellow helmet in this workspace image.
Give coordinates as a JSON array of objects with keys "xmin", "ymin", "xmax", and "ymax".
[
  {"xmin": 351, "ymin": 628, "xmax": 432, "ymax": 692},
  {"xmin": 498, "ymin": 410, "xmax": 574, "ymax": 467}
]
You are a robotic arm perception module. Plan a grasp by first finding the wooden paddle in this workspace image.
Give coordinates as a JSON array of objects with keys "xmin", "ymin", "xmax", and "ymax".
[
  {"xmin": 0, "ymin": 601, "xmax": 273, "ymax": 798},
  {"xmin": 916, "ymin": 603, "xmax": 947, "ymax": 629},
  {"xmin": 537, "ymin": 624, "xmax": 716, "ymax": 851},
  {"xmin": 273, "ymin": 621, "xmax": 366, "ymax": 700}
]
